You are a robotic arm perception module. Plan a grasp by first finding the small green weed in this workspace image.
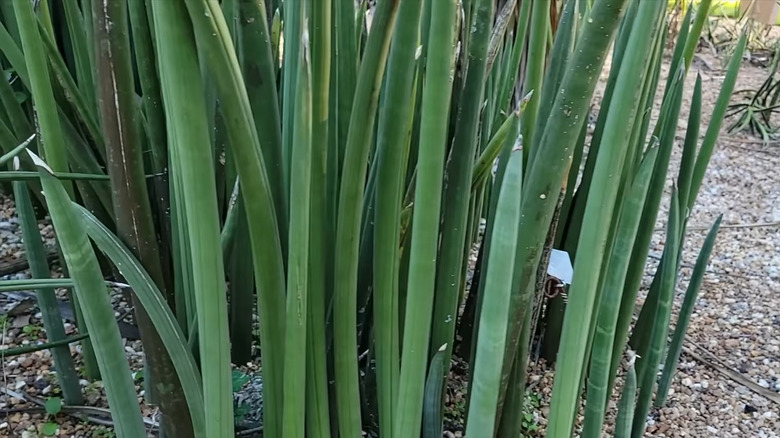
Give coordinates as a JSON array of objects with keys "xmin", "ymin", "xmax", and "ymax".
[
  {"xmin": 232, "ymin": 369, "xmax": 251, "ymax": 424},
  {"xmin": 520, "ymin": 392, "xmax": 541, "ymax": 437},
  {"xmin": 22, "ymin": 324, "xmax": 43, "ymax": 337},
  {"xmin": 92, "ymin": 425, "xmax": 116, "ymax": 438},
  {"xmin": 444, "ymin": 397, "xmax": 466, "ymax": 420},
  {"xmin": 37, "ymin": 397, "xmax": 62, "ymax": 436},
  {"xmin": 84, "ymin": 381, "xmax": 103, "ymax": 396}
]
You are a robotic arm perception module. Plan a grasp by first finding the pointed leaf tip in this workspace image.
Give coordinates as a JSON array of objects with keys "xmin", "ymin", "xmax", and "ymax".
[
  {"xmin": 627, "ymin": 350, "xmax": 639, "ymax": 366},
  {"xmin": 25, "ymin": 149, "xmax": 54, "ymax": 174},
  {"xmin": 20, "ymin": 133, "xmax": 36, "ymax": 148}
]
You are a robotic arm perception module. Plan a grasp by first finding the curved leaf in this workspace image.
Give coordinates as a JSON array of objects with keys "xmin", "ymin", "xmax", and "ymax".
[{"xmin": 73, "ymin": 203, "xmax": 206, "ymax": 438}]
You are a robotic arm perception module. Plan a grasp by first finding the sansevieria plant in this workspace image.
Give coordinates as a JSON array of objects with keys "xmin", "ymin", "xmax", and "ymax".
[{"xmin": 0, "ymin": 0, "xmax": 743, "ymax": 437}]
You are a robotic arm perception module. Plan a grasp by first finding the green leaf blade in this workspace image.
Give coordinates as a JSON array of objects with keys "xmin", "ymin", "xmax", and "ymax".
[{"xmin": 30, "ymin": 154, "xmax": 146, "ymax": 438}]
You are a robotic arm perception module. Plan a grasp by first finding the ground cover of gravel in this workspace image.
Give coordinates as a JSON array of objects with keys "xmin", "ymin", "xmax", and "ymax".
[{"xmin": 0, "ymin": 35, "xmax": 779, "ymax": 438}]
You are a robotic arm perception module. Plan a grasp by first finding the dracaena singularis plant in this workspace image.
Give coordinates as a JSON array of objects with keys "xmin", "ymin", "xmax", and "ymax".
[{"xmin": 0, "ymin": 0, "xmax": 742, "ymax": 437}]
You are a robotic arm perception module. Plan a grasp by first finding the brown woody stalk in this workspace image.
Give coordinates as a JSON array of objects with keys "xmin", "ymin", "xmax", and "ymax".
[{"xmin": 92, "ymin": 0, "xmax": 193, "ymax": 435}]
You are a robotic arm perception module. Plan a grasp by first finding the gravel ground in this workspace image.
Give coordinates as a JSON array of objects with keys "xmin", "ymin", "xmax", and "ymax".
[
  {"xmin": 638, "ymin": 49, "xmax": 780, "ymax": 438},
  {"xmin": 0, "ymin": 198, "xmax": 154, "ymax": 437},
  {"xmin": 1, "ymin": 38, "xmax": 779, "ymax": 438}
]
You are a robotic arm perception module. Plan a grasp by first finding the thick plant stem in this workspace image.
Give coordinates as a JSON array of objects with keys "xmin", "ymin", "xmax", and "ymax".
[
  {"xmin": 128, "ymin": 0, "xmax": 175, "ymax": 299},
  {"xmin": 93, "ymin": 1, "xmax": 193, "ymax": 435}
]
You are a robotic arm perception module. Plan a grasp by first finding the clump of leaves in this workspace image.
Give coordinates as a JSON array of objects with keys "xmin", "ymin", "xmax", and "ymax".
[
  {"xmin": 42, "ymin": 372, "xmax": 58, "ymax": 386},
  {"xmin": 444, "ymin": 396, "xmax": 467, "ymax": 420},
  {"xmin": 703, "ymin": 6, "xmax": 776, "ymax": 58},
  {"xmin": 727, "ymin": 46, "xmax": 780, "ymax": 141},
  {"xmin": 520, "ymin": 392, "xmax": 542, "ymax": 437},
  {"xmin": 92, "ymin": 425, "xmax": 116, "ymax": 438},
  {"xmin": 22, "ymin": 324, "xmax": 43, "ymax": 337},
  {"xmin": 84, "ymin": 381, "xmax": 103, "ymax": 395},
  {"xmin": 83, "ymin": 380, "xmax": 104, "ymax": 404},
  {"xmin": 232, "ymin": 369, "xmax": 251, "ymax": 424}
]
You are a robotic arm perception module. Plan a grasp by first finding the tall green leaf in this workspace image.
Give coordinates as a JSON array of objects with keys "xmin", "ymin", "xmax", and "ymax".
[
  {"xmin": 150, "ymin": 1, "xmax": 233, "ymax": 434},
  {"xmin": 393, "ymin": 0, "xmax": 457, "ymax": 436},
  {"xmin": 656, "ymin": 215, "xmax": 722, "ymax": 406},
  {"xmin": 13, "ymin": 179, "xmax": 82, "ymax": 405},
  {"xmin": 614, "ymin": 357, "xmax": 637, "ymax": 438},
  {"xmin": 682, "ymin": 0, "xmax": 712, "ymax": 71},
  {"xmin": 677, "ymin": 76, "xmax": 702, "ymax": 209},
  {"xmin": 465, "ymin": 147, "xmax": 523, "ymax": 438},
  {"xmin": 332, "ymin": 1, "xmax": 399, "ymax": 435},
  {"xmin": 631, "ymin": 190, "xmax": 682, "ymax": 438},
  {"xmin": 546, "ymin": 1, "xmax": 663, "ymax": 435},
  {"xmin": 372, "ymin": 0, "xmax": 423, "ymax": 435},
  {"xmin": 687, "ymin": 30, "xmax": 747, "ymax": 211},
  {"xmin": 237, "ymin": 0, "xmax": 286, "ymax": 242},
  {"xmin": 610, "ymin": 65, "xmax": 686, "ymax": 394},
  {"xmin": 181, "ymin": 1, "xmax": 290, "ymax": 433},
  {"xmin": 580, "ymin": 146, "xmax": 658, "ymax": 437},
  {"xmin": 431, "ymin": 0, "xmax": 493, "ymax": 380},
  {"xmin": 422, "ymin": 344, "xmax": 448, "ymax": 438},
  {"xmin": 306, "ymin": 1, "xmax": 334, "ymax": 436},
  {"xmin": 502, "ymin": 0, "xmax": 628, "ymax": 389},
  {"xmin": 13, "ymin": 0, "xmax": 97, "ymax": 380},
  {"xmin": 73, "ymin": 204, "xmax": 206, "ymax": 438},
  {"xmin": 28, "ymin": 152, "xmax": 146, "ymax": 438},
  {"xmin": 520, "ymin": 0, "xmax": 549, "ymax": 167},
  {"xmin": 282, "ymin": 26, "xmax": 313, "ymax": 438}
]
